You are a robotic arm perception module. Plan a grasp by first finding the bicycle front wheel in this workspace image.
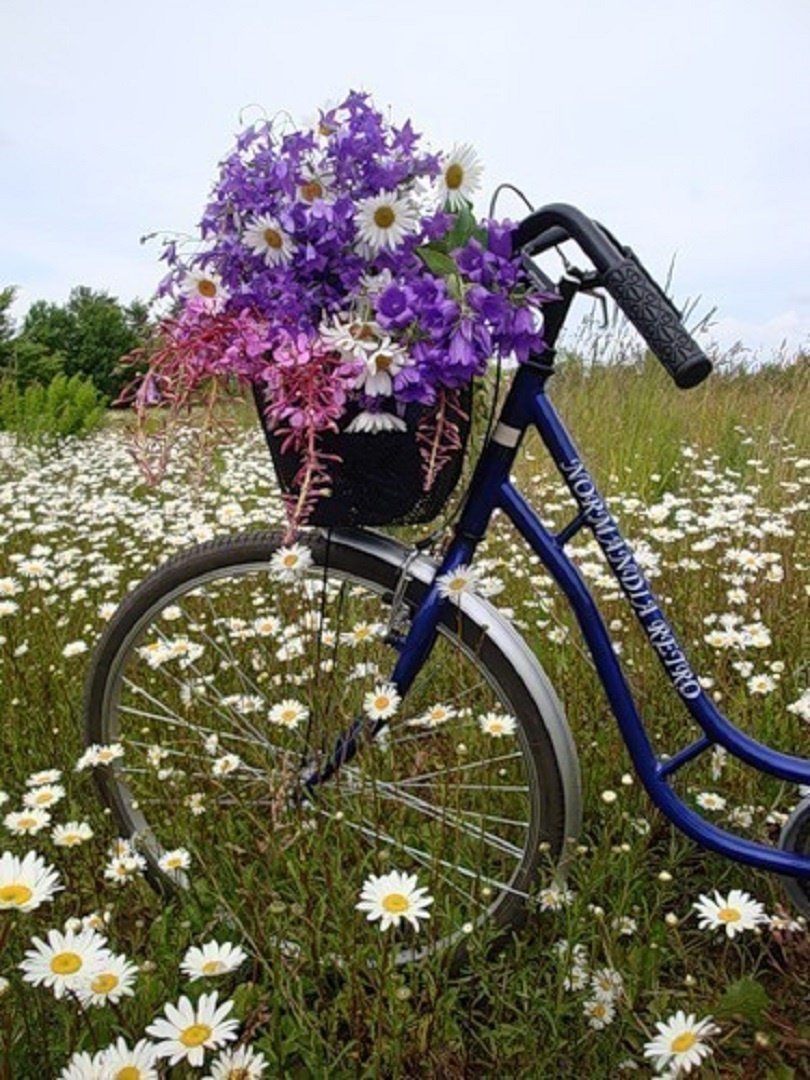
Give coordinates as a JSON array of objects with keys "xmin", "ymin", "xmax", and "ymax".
[{"xmin": 84, "ymin": 529, "xmax": 580, "ymax": 962}]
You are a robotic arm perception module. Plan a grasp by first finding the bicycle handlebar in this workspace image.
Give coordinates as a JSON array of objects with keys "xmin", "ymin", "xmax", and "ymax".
[{"xmin": 512, "ymin": 203, "xmax": 713, "ymax": 389}]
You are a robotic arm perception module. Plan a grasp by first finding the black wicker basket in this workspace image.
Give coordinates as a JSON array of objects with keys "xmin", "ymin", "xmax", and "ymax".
[{"xmin": 254, "ymin": 383, "xmax": 472, "ymax": 528}]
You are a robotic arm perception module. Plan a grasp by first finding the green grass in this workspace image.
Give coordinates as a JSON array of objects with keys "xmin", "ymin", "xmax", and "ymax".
[{"xmin": 0, "ymin": 354, "xmax": 808, "ymax": 1077}]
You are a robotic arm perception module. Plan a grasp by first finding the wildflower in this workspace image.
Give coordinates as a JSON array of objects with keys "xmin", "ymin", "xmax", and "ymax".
[
  {"xmin": 643, "ymin": 1010, "xmax": 720, "ymax": 1075},
  {"xmin": 212, "ymin": 753, "xmax": 242, "ymax": 777},
  {"xmin": 181, "ymin": 268, "xmax": 227, "ymax": 306},
  {"xmin": 355, "ymin": 191, "xmax": 418, "ymax": 253},
  {"xmin": 693, "ymin": 889, "xmax": 767, "ymax": 938},
  {"xmin": 0, "ymin": 850, "xmax": 62, "ymax": 911},
  {"xmin": 436, "ymin": 564, "xmax": 483, "ymax": 602},
  {"xmin": 58, "ymin": 1050, "xmax": 104, "ymax": 1080},
  {"xmin": 243, "ymin": 214, "xmax": 294, "ymax": 267},
  {"xmin": 478, "ymin": 711, "xmax": 517, "ymax": 737},
  {"xmin": 75, "ymin": 743, "xmax": 124, "ymax": 770},
  {"xmin": 98, "ymin": 1038, "xmax": 159, "ymax": 1079},
  {"xmin": 62, "ymin": 640, "xmax": 88, "ymax": 658},
  {"xmin": 269, "ymin": 544, "xmax": 313, "ymax": 581},
  {"xmin": 146, "ymin": 991, "xmax": 239, "ymax": 1067},
  {"xmin": 747, "ymin": 673, "xmax": 776, "ymax": 695},
  {"xmin": 26, "ymin": 768, "xmax": 62, "ymax": 787},
  {"xmin": 4, "ymin": 807, "xmax": 51, "ymax": 835},
  {"xmin": 158, "ymin": 848, "xmax": 192, "ymax": 873},
  {"xmin": 363, "ymin": 682, "xmax": 401, "ymax": 721},
  {"xmin": 356, "ymin": 870, "xmax": 433, "ymax": 931},
  {"xmin": 437, "ymin": 144, "xmax": 483, "ymax": 210},
  {"xmin": 19, "ymin": 927, "xmax": 110, "ymax": 999},
  {"xmin": 52, "ymin": 821, "xmax": 94, "ymax": 847},
  {"xmin": 590, "ymin": 966, "xmax": 624, "ymax": 1002},
  {"xmin": 695, "ymin": 792, "xmax": 727, "ymax": 812},
  {"xmin": 181, "ymin": 940, "xmax": 248, "ymax": 981},
  {"xmin": 408, "ymin": 702, "xmax": 458, "ymax": 729},
  {"xmin": 538, "ymin": 882, "xmax": 575, "ymax": 911},
  {"xmin": 23, "ymin": 783, "xmax": 65, "ymax": 810},
  {"xmin": 202, "ymin": 1043, "xmax": 269, "ymax": 1079},
  {"xmin": 77, "ymin": 952, "xmax": 138, "ymax": 1006},
  {"xmin": 583, "ymin": 995, "xmax": 616, "ymax": 1029},
  {"xmin": 787, "ymin": 689, "xmax": 810, "ymax": 722},
  {"xmin": 268, "ymin": 699, "xmax": 309, "ymax": 730}
]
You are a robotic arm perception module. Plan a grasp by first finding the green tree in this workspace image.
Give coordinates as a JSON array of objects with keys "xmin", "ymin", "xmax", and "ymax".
[
  {"xmin": 21, "ymin": 286, "xmax": 143, "ymax": 398},
  {"xmin": 0, "ymin": 286, "xmax": 17, "ymax": 369}
]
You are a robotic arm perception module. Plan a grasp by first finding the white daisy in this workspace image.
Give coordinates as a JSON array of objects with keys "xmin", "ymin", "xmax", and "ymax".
[
  {"xmin": 52, "ymin": 821, "xmax": 94, "ymax": 847},
  {"xmin": 537, "ymin": 882, "xmax": 575, "ymax": 911},
  {"xmin": 146, "ymin": 991, "xmax": 239, "ymax": 1068},
  {"xmin": 363, "ymin": 682, "xmax": 401, "ymax": 721},
  {"xmin": 0, "ymin": 849, "xmax": 62, "ymax": 912},
  {"xmin": 270, "ymin": 543, "xmax": 313, "ymax": 582},
  {"xmin": 26, "ymin": 768, "xmax": 62, "ymax": 787},
  {"xmin": 158, "ymin": 848, "xmax": 192, "ymax": 873},
  {"xmin": 202, "ymin": 1043, "xmax": 269, "ymax": 1079},
  {"xmin": 253, "ymin": 614, "xmax": 281, "ymax": 637},
  {"xmin": 356, "ymin": 870, "xmax": 433, "ymax": 932},
  {"xmin": 180, "ymin": 940, "xmax": 248, "ymax": 981},
  {"xmin": 355, "ymin": 341, "xmax": 411, "ymax": 397},
  {"xmin": 243, "ymin": 214, "xmax": 294, "ymax": 267},
  {"xmin": 77, "ymin": 952, "xmax": 138, "ymax": 1006},
  {"xmin": 58, "ymin": 1050, "xmax": 104, "ymax": 1080},
  {"xmin": 478, "ymin": 711, "xmax": 517, "ymax": 738},
  {"xmin": 212, "ymin": 753, "xmax": 242, "ymax": 777},
  {"xmin": 320, "ymin": 314, "xmax": 382, "ymax": 360},
  {"xmin": 355, "ymin": 191, "xmax": 418, "ymax": 254},
  {"xmin": 19, "ymin": 927, "xmax": 110, "ymax": 999},
  {"xmin": 590, "ymin": 966, "xmax": 624, "ymax": 1002},
  {"xmin": 98, "ymin": 1038, "xmax": 159, "ymax": 1080},
  {"xmin": 436, "ymin": 564, "xmax": 484, "ymax": 603},
  {"xmin": 583, "ymin": 995, "xmax": 616, "ymax": 1030},
  {"xmin": 4, "ymin": 807, "xmax": 51, "ymax": 835},
  {"xmin": 104, "ymin": 853, "xmax": 146, "ymax": 885},
  {"xmin": 695, "ymin": 791, "xmax": 727, "ymax": 812},
  {"xmin": 643, "ymin": 1010, "xmax": 720, "ymax": 1075},
  {"xmin": 268, "ymin": 698, "xmax": 309, "ymax": 730},
  {"xmin": 437, "ymin": 144, "xmax": 483, "ymax": 211},
  {"xmin": 181, "ymin": 268, "xmax": 227, "ymax": 306},
  {"xmin": 345, "ymin": 410, "xmax": 407, "ymax": 434},
  {"xmin": 693, "ymin": 888, "xmax": 767, "ymax": 938},
  {"xmin": 407, "ymin": 702, "xmax": 458, "ymax": 729},
  {"xmin": 23, "ymin": 783, "xmax": 65, "ymax": 810}
]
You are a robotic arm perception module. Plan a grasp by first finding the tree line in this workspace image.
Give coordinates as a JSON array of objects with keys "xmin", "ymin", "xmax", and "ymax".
[{"xmin": 0, "ymin": 286, "xmax": 149, "ymax": 401}]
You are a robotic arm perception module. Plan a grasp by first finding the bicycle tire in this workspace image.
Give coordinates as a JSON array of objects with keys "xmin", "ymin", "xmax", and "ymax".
[
  {"xmin": 83, "ymin": 528, "xmax": 581, "ymax": 961},
  {"xmin": 779, "ymin": 797, "xmax": 810, "ymax": 918}
]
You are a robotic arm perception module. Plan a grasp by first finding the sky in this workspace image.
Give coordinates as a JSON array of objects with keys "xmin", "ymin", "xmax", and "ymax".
[{"xmin": 2, "ymin": 0, "xmax": 809, "ymax": 359}]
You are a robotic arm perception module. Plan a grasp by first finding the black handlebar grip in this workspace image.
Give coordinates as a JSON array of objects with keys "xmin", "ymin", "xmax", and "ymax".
[{"xmin": 603, "ymin": 258, "xmax": 712, "ymax": 389}]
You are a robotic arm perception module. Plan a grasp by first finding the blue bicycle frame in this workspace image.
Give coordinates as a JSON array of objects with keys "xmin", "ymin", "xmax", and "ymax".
[{"xmin": 386, "ymin": 356, "xmax": 810, "ymax": 879}]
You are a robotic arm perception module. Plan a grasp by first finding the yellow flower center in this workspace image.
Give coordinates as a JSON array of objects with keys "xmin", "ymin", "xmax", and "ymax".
[
  {"xmin": 374, "ymin": 696, "xmax": 391, "ymax": 711},
  {"xmin": 115, "ymin": 1068, "xmax": 142, "ymax": 1080},
  {"xmin": 90, "ymin": 972, "xmax": 120, "ymax": 994},
  {"xmin": 197, "ymin": 279, "xmax": 217, "ymax": 298},
  {"xmin": 34, "ymin": 791, "xmax": 53, "ymax": 805},
  {"xmin": 61, "ymin": 833, "xmax": 82, "ymax": 845},
  {"xmin": 228, "ymin": 1070, "xmax": 251, "ymax": 1080},
  {"xmin": 165, "ymin": 857, "xmax": 182, "ymax": 869},
  {"xmin": 445, "ymin": 163, "xmax": 464, "ymax": 190},
  {"xmin": 374, "ymin": 354, "xmax": 393, "ymax": 372},
  {"xmin": 282, "ymin": 553, "xmax": 299, "ymax": 567},
  {"xmin": 448, "ymin": 577, "xmax": 465, "ymax": 593},
  {"xmin": 488, "ymin": 722, "xmax": 504, "ymax": 734},
  {"xmin": 382, "ymin": 892, "xmax": 410, "ymax": 914},
  {"xmin": 0, "ymin": 883, "xmax": 33, "ymax": 906},
  {"xmin": 280, "ymin": 710, "xmax": 297, "ymax": 724},
  {"xmin": 717, "ymin": 906, "xmax": 741, "ymax": 923},
  {"xmin": 300, "ymin": 180, "xmax": 323, "ymax": 202},
  {"xmin": 263, "ymin": 227, "xmax": 283, "ymax": 250},
  {"xmin": 202, "ymin": 959, "xmax": 226, "ymax": 975},
  {"xmin": 350, "ymin": 322, "xmax": 375, "ymax": 341},
  {"xmin": 179, "ymin": 1022, "xmax": 213, "ymax": 1048},
  {"xmin": 373, "ymin": 206, "xmax": 396, "ymax": 229},
  {"xmin": 671, "ymin": 1031, "xmax": 698, "ymax": 1053},
  {"xmin": 50, "ymin": 951, "xmax": 82, "ymax": 975},
  {"xmin": 17, "ymin": 817, "xmax": 38, "ymax": 830}
]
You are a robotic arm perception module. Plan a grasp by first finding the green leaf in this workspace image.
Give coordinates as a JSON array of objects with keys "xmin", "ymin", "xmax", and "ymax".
[
  {"xmin": 415, "ymin": 247, "xmax": 459, "ymax": 278},
  {"xmin": 444, "ymin": 204, "xmax": 478, "ymax": 252},
  {"xmin": 715, "ymin": 976, "xmax": 770, "ymax": 1024}
]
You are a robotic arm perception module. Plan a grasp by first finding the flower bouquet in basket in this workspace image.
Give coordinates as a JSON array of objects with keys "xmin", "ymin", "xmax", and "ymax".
[{"xmin": 125, "ymin": 91, "xmax": 547, "ymax": 533}]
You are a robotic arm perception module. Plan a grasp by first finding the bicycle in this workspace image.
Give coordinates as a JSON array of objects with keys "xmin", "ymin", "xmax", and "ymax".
[{"xmin": 83, "ymin": 203, "xmax": 810, "ymax": 963}]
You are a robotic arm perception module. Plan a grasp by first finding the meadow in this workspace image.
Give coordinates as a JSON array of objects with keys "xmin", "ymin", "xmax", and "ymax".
[{"xmin": 0, "ymin": 354, "xmax": 808, "ymax": 1078}]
